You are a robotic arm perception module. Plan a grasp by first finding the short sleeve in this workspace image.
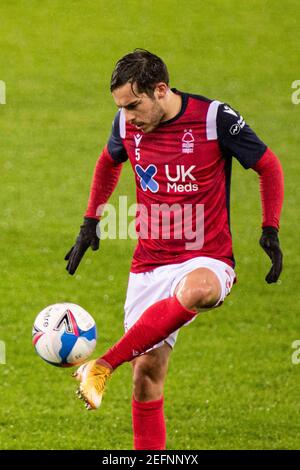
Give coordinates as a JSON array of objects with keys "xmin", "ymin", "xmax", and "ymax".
[
  {"xmin": 216, "ymin": 103, "xmax": 267, "ymax": 169},
  {"xmin": 107, "ymin": 111, "xmax": 129, "ymax": 163}
]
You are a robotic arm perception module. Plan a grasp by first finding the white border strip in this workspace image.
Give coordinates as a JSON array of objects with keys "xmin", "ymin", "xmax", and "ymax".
[
  {"xmin": 119, "ymin": 108, "xmax": 126, "ymax": 139},
  {"xmin": 206, "ymin": 100, "xmax": 222, "ymax": 140}
]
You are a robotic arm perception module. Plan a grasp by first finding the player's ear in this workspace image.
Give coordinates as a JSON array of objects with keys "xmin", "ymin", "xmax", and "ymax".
[{"xmin": 154, "ymin": 82, "xmax": 169, "ymax": 99}]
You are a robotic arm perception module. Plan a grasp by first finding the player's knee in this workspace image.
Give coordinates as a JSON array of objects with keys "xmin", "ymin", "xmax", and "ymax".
[
  {"xmin": 177, "ymin": 282, "xmax": 218, "ymax": 310},
  {"xmin": 193, "ymin": 283, "xmax": 217, "ymax": 308}
]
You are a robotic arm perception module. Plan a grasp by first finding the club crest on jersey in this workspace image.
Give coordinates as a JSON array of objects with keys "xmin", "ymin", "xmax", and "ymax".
[
  {"xmin": 182, "ymin": 129, "xmax": 194, "ymax": 154},
  {"xmin": 135, "ymin": 164, "xmax": 159, "ymax": 193}
]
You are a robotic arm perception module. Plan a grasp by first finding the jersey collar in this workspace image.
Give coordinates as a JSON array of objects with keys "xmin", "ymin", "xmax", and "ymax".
[{"xmin": 160, "ymin": 88, "xmax": 188, "ymax": 126}]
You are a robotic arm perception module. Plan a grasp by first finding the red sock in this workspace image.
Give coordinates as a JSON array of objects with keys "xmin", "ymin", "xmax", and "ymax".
[
  {"xmin": 99, "ymin": 296, "xmax": 196, "ymax": 370},
  {"xmin": 132, "ymin": 396, "xmax": 166, "ymax": 450}
]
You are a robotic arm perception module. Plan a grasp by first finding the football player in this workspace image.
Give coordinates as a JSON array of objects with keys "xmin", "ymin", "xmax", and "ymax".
[{"xmin": 65, "ymin": 50, "xmax": 284, "ymax": 450}]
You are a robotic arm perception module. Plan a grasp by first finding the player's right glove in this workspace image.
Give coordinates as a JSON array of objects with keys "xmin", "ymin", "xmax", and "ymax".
[
  {"xmin": 259, "ymin": 226, "xmax": 283, "ymax": 284},
  {"xmin": 65, "ymin": 217, "xmax": 100, "ymax": 275}
]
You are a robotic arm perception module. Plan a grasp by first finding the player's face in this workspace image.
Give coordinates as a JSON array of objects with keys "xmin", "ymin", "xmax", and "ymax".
[{"xmin": 112, "ymin": 82, "xmax": 166, "ymax": 133}]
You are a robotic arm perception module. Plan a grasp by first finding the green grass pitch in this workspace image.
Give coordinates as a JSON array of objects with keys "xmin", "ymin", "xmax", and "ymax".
[{"xmin": 0, "ymin": 0, "xmax": 299, "ymax": 450}]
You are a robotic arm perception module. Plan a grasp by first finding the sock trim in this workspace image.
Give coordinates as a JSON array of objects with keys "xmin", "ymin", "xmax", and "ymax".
[{"xmin": 132, "ymin": 396, "xmax": 164, "ymax": 410}]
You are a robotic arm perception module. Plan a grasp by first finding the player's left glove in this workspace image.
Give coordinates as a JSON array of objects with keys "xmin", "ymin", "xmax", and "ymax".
[
  {"xmin": 259, "ymin": 226, "xmax": 283, "ymax": 284},
  {"xmin": 65, "ymin": 217, "xmax": 100, "ymax": 275}
]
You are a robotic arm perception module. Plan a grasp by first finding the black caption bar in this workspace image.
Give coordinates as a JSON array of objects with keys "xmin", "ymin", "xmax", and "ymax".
[{"xmin": 0, "ymin": 450, "xmax": 296, "ymax": 466}]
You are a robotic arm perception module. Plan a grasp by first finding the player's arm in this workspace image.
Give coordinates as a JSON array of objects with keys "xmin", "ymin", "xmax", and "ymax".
[
  {"xmin": 216, "ymin": 103, "xmax": 284, "ymax": 283},
  {"xmin": 65, "ymin": 111, "xmax": 128, "ymax": 275},
  {"xmin": 252, "ymin": 148, "xmax": 284, "ymax": 282}
]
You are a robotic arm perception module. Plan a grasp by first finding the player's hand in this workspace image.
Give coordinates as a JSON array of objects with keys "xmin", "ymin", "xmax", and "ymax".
[
  {"xmin": 259, "ymin": 226, "xmax": 283, "ymax": 284},
  {"xmin": 65, "ymin": 217, "xmax": 100, "ymax": 275}
]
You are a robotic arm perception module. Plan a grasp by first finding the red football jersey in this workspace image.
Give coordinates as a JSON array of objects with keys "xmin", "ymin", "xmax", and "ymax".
[{"xmin": 105, "ymin": 90, "xmax": 267, "ymax": 273}]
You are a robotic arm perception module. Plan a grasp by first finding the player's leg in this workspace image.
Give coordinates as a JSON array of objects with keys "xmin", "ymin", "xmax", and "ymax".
[
  {"xmin": 96, "ymin": 260, "xmax": 234, "ymax": 369},
  {"xmin": 131, "ymin": 343, "xmax": 172, "ymax": 450},
  {"xmin": 74, "ymin": 268, "xmax": 225, "ymax": 408},
  {"xmin": 74, "ymin": 259, "xmax": 235, "ymax": 410},
  {"xmin": 132, "ymin": 343, "xmax": 171, "ymax": 402},
  {"xmin": 98, "ymin": 269, "xmax": 221, "ymax": 370},
  {"xmin": 129, "ymin": 267, "xmax": 223, "ymax": 450}
]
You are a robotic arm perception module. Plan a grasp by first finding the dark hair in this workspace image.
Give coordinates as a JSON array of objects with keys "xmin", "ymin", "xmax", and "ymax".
[{"xmin": 110, "ymin": 49, "xmax": 169, "ymax": 96}]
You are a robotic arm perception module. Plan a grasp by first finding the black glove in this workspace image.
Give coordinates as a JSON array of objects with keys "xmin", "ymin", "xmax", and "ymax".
[
  {"xmin": 259, "ymin": 226, "xmax": 283, "ymax": 284},
  {"xmin": 65, "ymin": 217, "xmax": 100, "ymax": 275}
]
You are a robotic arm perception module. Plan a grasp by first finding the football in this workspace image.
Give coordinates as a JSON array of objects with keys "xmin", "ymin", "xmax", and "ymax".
[{"xmin": 32, "ymin": 302, "xmax": 97, "ymax": 367}]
